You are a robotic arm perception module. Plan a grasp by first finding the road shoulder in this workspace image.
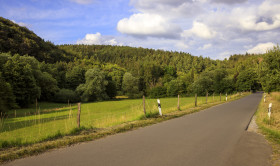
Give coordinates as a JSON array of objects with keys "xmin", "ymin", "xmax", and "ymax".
[{"xmin": 226, "ymin": 116, "xmax": 272, "ymax": 166}]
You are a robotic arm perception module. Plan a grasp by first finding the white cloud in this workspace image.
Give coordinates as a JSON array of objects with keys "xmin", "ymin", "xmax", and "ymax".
[
  {"xmin": 247, "ymin": 42, "xmax": 276, "ymax": 54},
  {"xmin": 130, "ymin": 0, "xmax": 204, "ymax": 19},
  {"xmin": 105, "ymin": 39, "xmax": 118, "ymax": 45},
  {"xmin": 228, "ymin": 0, "xmax": 280, "ymax": 31},
  {"xmin": 218, "ymin": 51, "xmax": 231, "ymax": 60},
  {"xmin": 176, "ymin": 41, "xmax": 189, "ymax": 50},
  {"xmin": 77, "ymin": 33, "xmax": 102, "ymax": 45},
  {"xmin": 11, "ymin": 20, "xmax": 29, "ymax": 28},
  {"xmin": 199, "ymin": 43, "xmax": 212, "ymax": 50},
  {"xmin": 77, "ymin": 33, "xmax": 119, "ymax": 45},
  {"xmin": 182, "ymin": 21, "xmax": 216, "ymax": 39},
  {"xmin": 114, "ymin": 0, "xmax": 280, "ymax": 58},
  {"xmin": 117, "ymin": 13, "xmax": 181, "ymax": 38}
]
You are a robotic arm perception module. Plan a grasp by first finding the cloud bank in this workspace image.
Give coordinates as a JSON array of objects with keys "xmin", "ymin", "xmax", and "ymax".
[
  {"xmin": 114, "ymin": 0, "xmax": 280, "ymax": 59},
  {"xmin": 247, "ymin": 42, "xmax": 276, "ymax": 54}
]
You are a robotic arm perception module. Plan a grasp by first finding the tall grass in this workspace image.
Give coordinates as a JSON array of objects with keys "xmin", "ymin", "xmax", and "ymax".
[
  {"xmin": 256, "ymin": 92, "xmax": 280, "ymax": 165},
  {"xmin": 257, "ymin": 92, "xmax": 280, "ymax": 135},
  {"xmin": 0, "ymin": 94, "xmax": 238, "ymax": 148}
]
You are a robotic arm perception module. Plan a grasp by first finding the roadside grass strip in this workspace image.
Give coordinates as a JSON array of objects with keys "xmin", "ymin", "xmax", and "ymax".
[{"xmin": 256, "ymin": 92, "xmax": 280, "ymax": 166}]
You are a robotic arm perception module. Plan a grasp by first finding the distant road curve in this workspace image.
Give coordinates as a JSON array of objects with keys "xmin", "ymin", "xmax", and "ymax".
[{"xmin": 2, "ymin": 92, "xmax": 271, "ymax": 166}]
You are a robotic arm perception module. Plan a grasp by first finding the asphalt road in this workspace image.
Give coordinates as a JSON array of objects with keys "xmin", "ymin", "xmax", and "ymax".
[{"xmin": 3, "ymin": 93, "xmax": 271, "ymax": 166}]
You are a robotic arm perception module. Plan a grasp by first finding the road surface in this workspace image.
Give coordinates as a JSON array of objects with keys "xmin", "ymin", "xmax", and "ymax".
[{"xmin": 2, "ymin": 93, "xmax": 271, "ymax": 166}]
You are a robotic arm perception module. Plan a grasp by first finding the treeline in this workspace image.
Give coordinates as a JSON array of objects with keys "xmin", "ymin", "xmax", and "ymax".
[
  {"xmin": 1, "ymin": 45, "xmax": 279, "ymax": 115},
  {"xmin": 0, "ymin": 16, "xmax": 279, "ymax": 115},
  {"xmin": 59, "ymin": 45, "xmax": 273, "ymax": 96}
]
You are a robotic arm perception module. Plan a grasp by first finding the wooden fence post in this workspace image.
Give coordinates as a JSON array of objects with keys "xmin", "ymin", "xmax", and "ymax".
[
  {"xmin": 206, "ymin": 91, "xmax": 208, "ymax": 104},
  {"xmin": 177, "ymin": 94, "xmax": 180, "ymax": 111},
  {"xmin": 77, "ymin": 103, "xmax": 81, "ymax": 128},
  {"xmin": 36, "ymin": 98, "xmax": 38, "ymax": 114},
  {"xmin": 143, "ymin": 95, "xmax": 146, "ymax": 117},
  {"xmin": 195, "ymin": 94, "xmax": 197, "ymax": 107}
]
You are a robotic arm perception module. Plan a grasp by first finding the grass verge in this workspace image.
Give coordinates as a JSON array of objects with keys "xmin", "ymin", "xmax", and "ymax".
[
  {"xmin": 0, "ymin": 93, "xmax": 248, "ymax": 164},
  {"xmin": 256, "ymin": 92, "xmax": 280, "ymax": 166}
]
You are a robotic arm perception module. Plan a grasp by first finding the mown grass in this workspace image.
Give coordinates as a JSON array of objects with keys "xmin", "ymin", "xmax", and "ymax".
[
  {"xmin": 0, "ymin": 93, "xmax": 245, "ymax": 163},
  {"xmin": 256, "ymin": 92, "xmax": 280, "ymax": 166}
]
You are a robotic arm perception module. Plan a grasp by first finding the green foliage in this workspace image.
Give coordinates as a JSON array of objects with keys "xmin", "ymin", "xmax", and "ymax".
[
  {"xmin": 65, "ymin": 66, "xmax": 85, "ymax": 90},
  {"xmin": 192, "ymin": 73, "xmax": 213, "ymax": 95},
  {"xmin": 2, "ymin": 54, "xmax": 41, "ymax": 107},
  {"xmin": 148, "ymin": 86, "xmax": 167, "ymax": 98},
  {"xmin": 122, "ymin": 72, "xmax": 140, "ymax": 98},
  {"xmin": 165, "ymin": 79, "xmax": 186, "ymax": 96},
  {"xmin": 76, "ymin": 68, "xmax": 109, "ymax": 102},
  {"xmin": 236, "ymin": 68, "xmax": 259, "ymax": 91},
  {"xmin": 261, "ymin": 45, "xmax": 280, "ymax": 92},
  {"xmin": 53, "ymin": 89, "xmax": 80, "ymax": 103},
  {"xmin": 0, "ymin": 72, "xmax": 17, "ymax": 115},
  {"xmin": 105, "ymin": 78, "xmax": 117, "ymax": 99},
  {"xmin": 103, "ymin": 64, "xmax": 126, "ymax": 92},
  {"xmin": 36, "ymin": 72, "xmax": 59, "ymax": 101}
]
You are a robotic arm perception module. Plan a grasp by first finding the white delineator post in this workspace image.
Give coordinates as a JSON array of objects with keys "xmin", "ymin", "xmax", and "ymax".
[
  {"xmin": 264, "ymin": 94, "xmax": 266, "ymax": 103},
  {"xmin": 157, "ymin": 99, "xmax": 162, "ymax": 116},
  {"xmin": 268, "ymin": 103, "xmax": 272, "ymax": 119},
  {"xmin": 226, "ymin": 93, "xmax": 228, "ymax": 101}
]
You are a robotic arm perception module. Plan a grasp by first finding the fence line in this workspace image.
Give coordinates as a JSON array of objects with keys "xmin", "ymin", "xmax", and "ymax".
[{"xmin": 0, "ymin": 92, "xmax": 243, "ymax": 146}]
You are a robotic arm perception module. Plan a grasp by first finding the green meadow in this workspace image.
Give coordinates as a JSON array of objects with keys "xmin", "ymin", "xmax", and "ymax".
[{"xmin": 0, "ymin": 94, "xmax": 232, "ymax": 148}]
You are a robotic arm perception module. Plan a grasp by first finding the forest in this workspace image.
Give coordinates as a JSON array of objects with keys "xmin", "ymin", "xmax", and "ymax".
[{"xmin": 0, "ymin": 16, "xmax": 280, "ymax": 115}]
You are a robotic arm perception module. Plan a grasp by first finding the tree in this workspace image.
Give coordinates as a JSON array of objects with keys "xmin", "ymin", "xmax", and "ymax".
[
  {"xmin": 103, "ymin": 64, "xmax": 126, "ymax": 92},
  {"xmin": 236, "ymin": 69, "xmax": 259, "ymax": 92},
  {"xmin": 261, "ymin": 45, "xmax": 280, "ymax": 92},
  {"xmin": 122, "ymin": 72, "xmax": 139, "ymax": 98},
  {"xmin": 105, "ymin": 76, "xmax": 117, "ymax": 99},
  {"xmin": 53, "ymin": 89, "xmax": 80, "ymax": 103},
  {"xmin": 2, "ymin": 55, "xmax": 40, "ymax": 107},
  {"xmin": 76, "ymin": 68, "xmax": 109, "ymax": 102},
  {"xmin": 65, "ymin": 66, "xmax": 85, "ymax": 90},
  {"xmin": 0, "ymin": 72, "xmax": 17, "ymax": 115},
  {"xmin": 36, "ymin": 72, "xmax": 59, "ymax": 101},
  {"xmin": 165, "ymin": 79, "xmax": 185, "ymax": 97},
  {"xmin": 192, "ymin": 72, "xmax": 213, "ymax": 95},
  {"xmin": 212, "ymin": 69, "xmax": 227, "ymax": 93},
  {"xmin": 148, "ymin": 86, "xmax": 166, "ymax": 98}
]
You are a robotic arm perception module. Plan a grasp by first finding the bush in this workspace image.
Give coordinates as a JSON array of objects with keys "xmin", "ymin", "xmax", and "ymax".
[
  {"xmin": 148, "ymin": 86, "xmax": 167, "ymax": 98},
  {"xmin": 53, "ymin": 89, "xmax": 80, "ymax": 103}
]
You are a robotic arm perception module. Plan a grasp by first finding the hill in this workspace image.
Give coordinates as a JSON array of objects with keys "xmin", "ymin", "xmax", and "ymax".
[{"xmin": 0, "ymin": 17, "xmax": 70, "ymax": 63}]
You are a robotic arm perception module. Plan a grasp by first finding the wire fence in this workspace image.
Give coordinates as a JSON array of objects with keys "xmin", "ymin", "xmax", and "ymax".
[{"xmin": 0, "ymin": 92, "xmax": 243, "ymax": 147}]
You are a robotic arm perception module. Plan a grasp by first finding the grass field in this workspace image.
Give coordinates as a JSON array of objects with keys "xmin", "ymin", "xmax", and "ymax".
[
  {"xmin": 256, "ymin": 92, "xmax": 280, "ymax": 165},
  {"xmin": 0, "ymin": 94, "xmax": 236, "ymax": 149}
]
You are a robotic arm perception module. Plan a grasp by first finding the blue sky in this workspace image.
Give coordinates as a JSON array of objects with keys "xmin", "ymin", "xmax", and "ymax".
[{"xmin": 1, "ymin": 0, "xmax": 280, "ymax": 59}]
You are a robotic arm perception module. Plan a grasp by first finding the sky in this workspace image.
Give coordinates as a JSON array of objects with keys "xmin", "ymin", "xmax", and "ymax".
[{"xmin": 0, "ymin": 0, "xmax": 280, "ymax": 59}]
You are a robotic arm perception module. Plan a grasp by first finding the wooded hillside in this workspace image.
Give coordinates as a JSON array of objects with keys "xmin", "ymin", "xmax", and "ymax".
[{"xmin": 0, "ymin": 17, "xmax": 279, "ymax": 115}]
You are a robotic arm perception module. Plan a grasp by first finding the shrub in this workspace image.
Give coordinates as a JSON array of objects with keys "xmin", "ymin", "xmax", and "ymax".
[
  {"xmin": 53, "ymin": 89, "xmax": 80, "ymax": 103},
  {"xmin": 148, "ymin": 86, "xmax": 167, "ymax": 98}
]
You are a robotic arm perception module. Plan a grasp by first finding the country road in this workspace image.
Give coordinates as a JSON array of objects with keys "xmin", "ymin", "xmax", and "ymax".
[{"xmin": 2, "ymin": 93, "xmax": 271, "ymax": 166}]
